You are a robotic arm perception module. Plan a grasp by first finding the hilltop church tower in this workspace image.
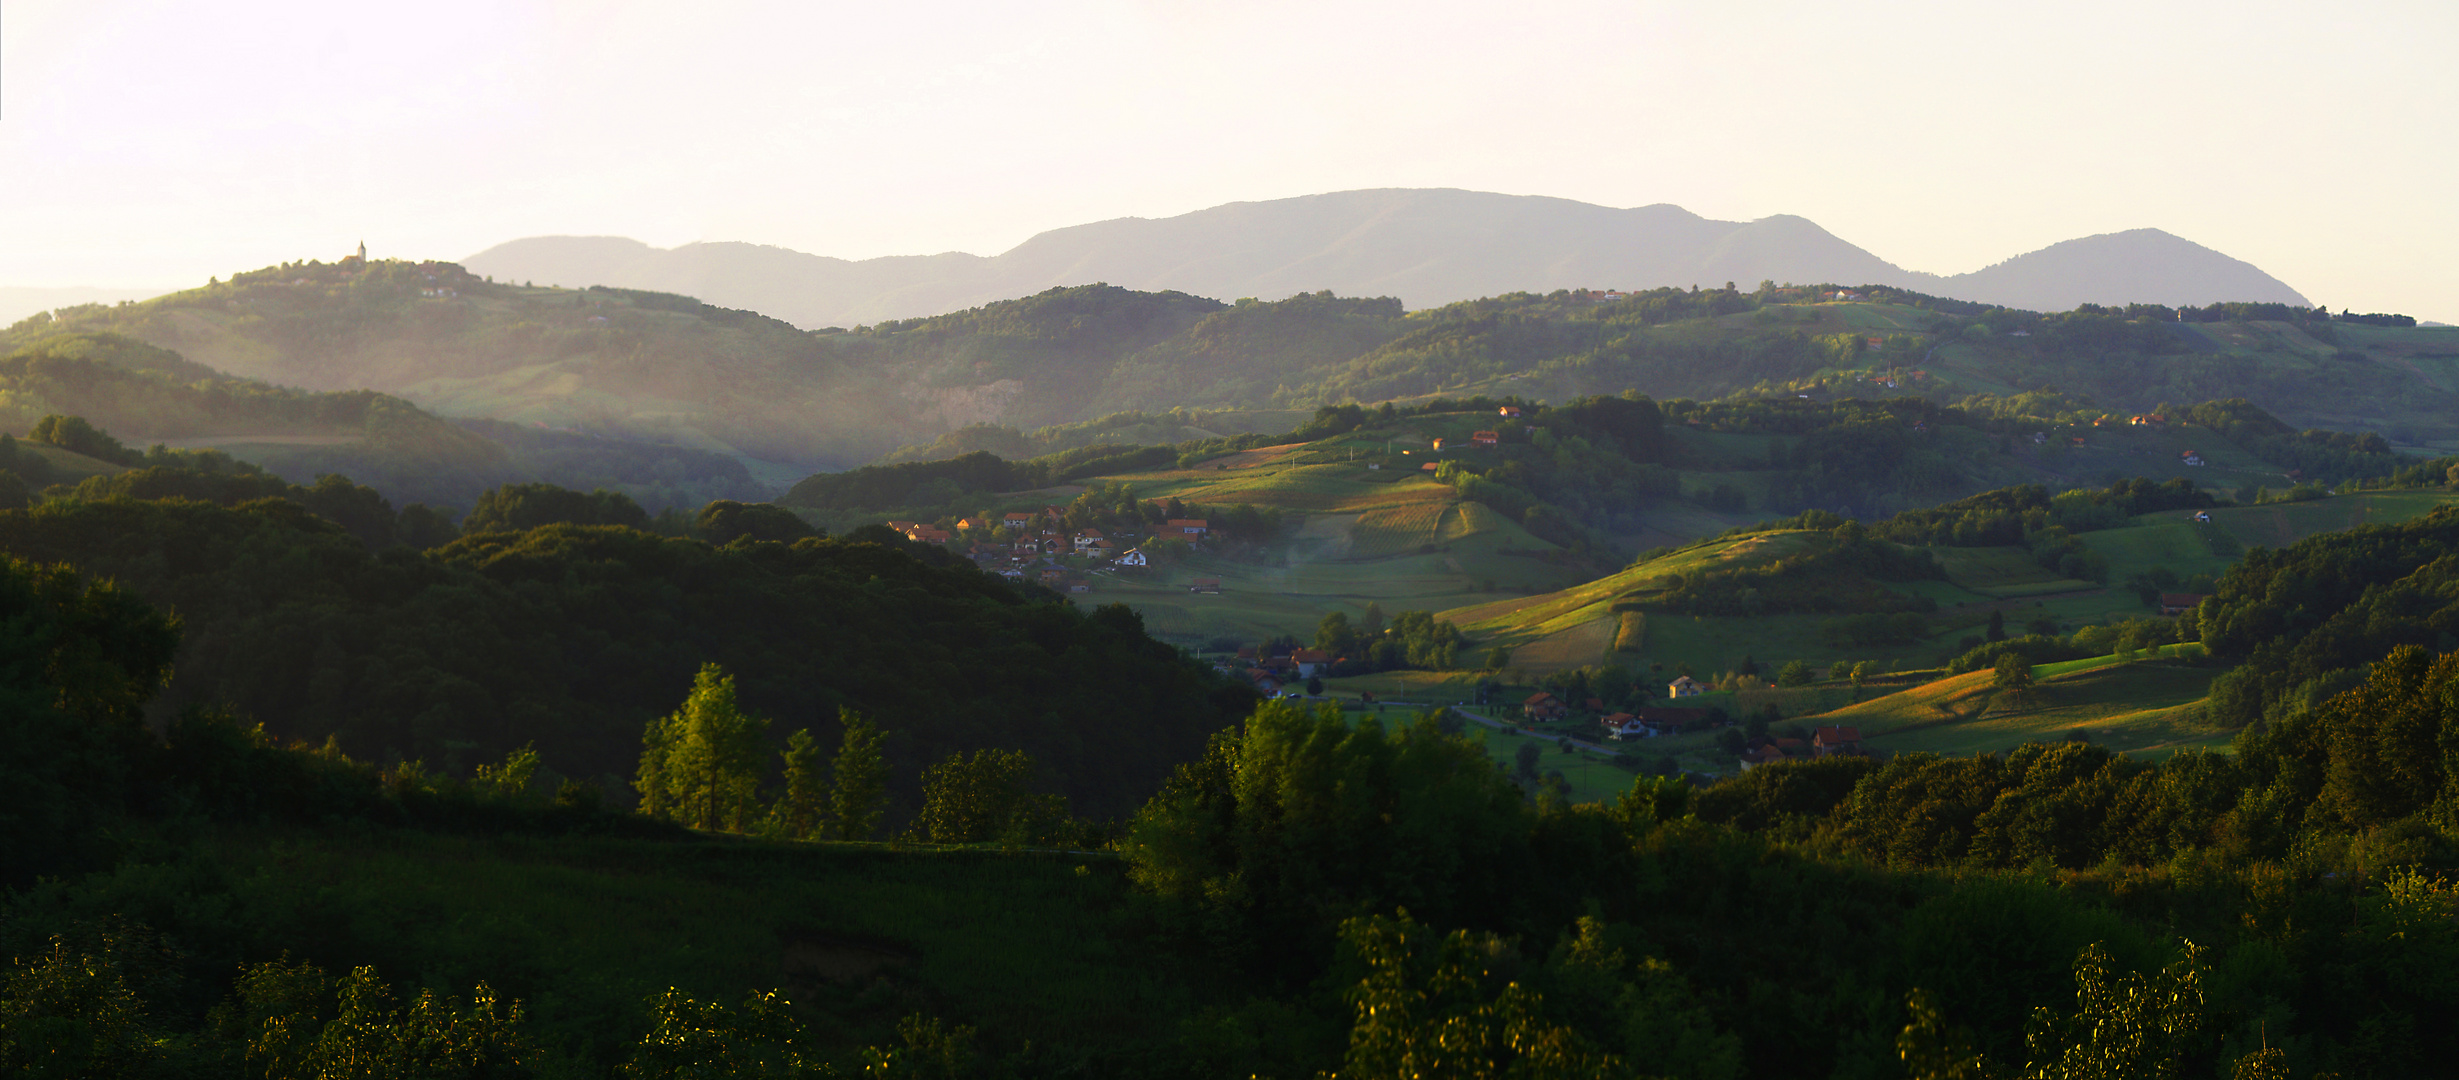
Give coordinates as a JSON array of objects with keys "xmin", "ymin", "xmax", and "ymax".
[{"xmin": 353, "ymin": 240, "xmax": 367, "ymax": 264}]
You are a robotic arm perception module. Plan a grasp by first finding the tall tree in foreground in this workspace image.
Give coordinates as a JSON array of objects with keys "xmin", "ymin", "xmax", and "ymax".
[
  {"xmin": 828, "ymin": 709, "xmax": 889, "ymax": 842},
  {"xmin": 768, "ymin": 729, "xmax": 825, "ymax": 839},
  {"xmin": 905, "ymin": 748, "xmax": 1066, "ymax": 845},
  {"xmin": 635, "ymin": 663, "xmax": 769, "ymax": 832}
]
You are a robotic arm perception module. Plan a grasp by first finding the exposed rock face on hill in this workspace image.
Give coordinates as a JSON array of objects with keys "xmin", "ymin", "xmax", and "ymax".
[{"xmin": 464, "ymin": 188, "xmax": 2308, "ymax": 328}]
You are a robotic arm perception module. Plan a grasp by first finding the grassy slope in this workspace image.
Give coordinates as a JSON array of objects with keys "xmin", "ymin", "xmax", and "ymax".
[
  {"xmin": 1423, "ymin": 490, "xmax": 2459, "ymax": 685},
  {"xmin": 1075, "ymin": 425, "xmax": 1594, "ymax": 643},
  {"xmin": 25, "ymin": 442, "xmax": 131, "ymax": 484},
  {"xmin": 1811, "ymin": 647, "xmax": 2226, "ymax": 760}
]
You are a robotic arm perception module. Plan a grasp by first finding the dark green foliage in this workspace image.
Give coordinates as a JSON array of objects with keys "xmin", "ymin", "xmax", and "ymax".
[
  {"xmin": 64, "ymin": 458, "xmax": 418, "ymax": 549},
  {"xmin": 1691, "ymin": 756, "xmax": 1876, "ymax": 830},
  {"xmin": 693, "ymin": 500, "xmax": 817, "ymax": 545},
  {"xmin": 1992, "ymin": 651, "xmax": 2034, "ymax": 694},
  {"xmin": 462, "ymin": 481, "xmax": 650, "ymax": 533},
  {"xmin": 206, "ymin": 957, "xmax": 532, "ymax": 1079},
  {"xmin": 904, "ymin": 748, "xmax": 1070, "ymax": 845},
  {"xmin": 397, "ymin": 502, "xmax": 460, "ymax": 548},
  {"xmin": 827, "ymin": 710, "xmax": 890, "ymax": 841},
  {"xmin": 1318, "ymin": 911, "xmax": 1627, "ymax": 1079},
  {"xmin": 0, "ymin": 497, "xmax": 1250, "ymax": 823},
  {"xmin": 1122, "ymin": 702, "xmax": 1532, "ymax": 969},
  {"xmin": 28, "ymin": 414, "xmax": 140, "ymax": 466},
  {"xmin": 2197, "ymin": 505, "xmax": 2459, "ymax": 727},
  {"xmin": 1318, "ymin": 609, "xmax": 1465, "ymax": 673},
  {"xmin": 0, "ymin": 557, "xmax": 179, "ymax": 883},
  {"xmin": 1945, "ymin": 634, "xmax": 2090, "ymax": 675},
  {"xmin": 1548, "ymin": 394, "xmax": 1670, "ymax": 462},
  {"xmin": 619, "ymin": 987, "xmax": 815, "ymax": 1079}
]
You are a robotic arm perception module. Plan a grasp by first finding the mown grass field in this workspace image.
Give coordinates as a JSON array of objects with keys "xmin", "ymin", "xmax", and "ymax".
[
  {"xmin": 1813, "ymin": 650, "xmax": 2228, "ymax": 761},
  {"xmin": 2202, "ymin": 490, "xmax": 2459, "ymax": 551},
  {"xmin": 1084, "ymin": 429, "xmax": 1605, "ymax": 643}
]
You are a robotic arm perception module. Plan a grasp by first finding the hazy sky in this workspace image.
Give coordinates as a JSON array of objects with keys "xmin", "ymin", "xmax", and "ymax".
[{"xmin": 4, "ymin": 0, "xmax": 2453, "ymax": 319}]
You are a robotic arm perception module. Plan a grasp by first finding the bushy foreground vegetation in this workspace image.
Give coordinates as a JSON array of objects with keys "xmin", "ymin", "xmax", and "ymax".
[{"xmin": 10, "ymin": 619, "xmax": 2459, "ymax": 1076}]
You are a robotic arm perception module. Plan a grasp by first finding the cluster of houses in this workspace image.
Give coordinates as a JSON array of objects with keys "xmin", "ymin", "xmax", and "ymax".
[
  {"xmin": 1212, "ymin": 644, "xmax": 1332, "ymax": 696},
  {"xmin": 1525, "ymin": 676, "xmax": 1875, "ymax": 771},
  {"xmin": 1739, "ymin": 726, "xmax": 1862, "ymax": 769},
  {"xmin": 881, "ymin": 506, "xmax": 1216, "ymax": 595},
  {"xmin": 1519, "ymin": 689, "xmax": 1712, "ymax": 741}
]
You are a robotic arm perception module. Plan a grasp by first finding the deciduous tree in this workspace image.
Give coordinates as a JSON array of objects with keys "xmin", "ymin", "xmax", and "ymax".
[{"xmin": 636, "ymin": 663, "xmax": 769, "ymax": 832}]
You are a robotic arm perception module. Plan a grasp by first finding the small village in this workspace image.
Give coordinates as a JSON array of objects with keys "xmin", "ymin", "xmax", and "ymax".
[{"xmin": 883, "ymin": 506, "xmax": 1212, "ymax": 596}]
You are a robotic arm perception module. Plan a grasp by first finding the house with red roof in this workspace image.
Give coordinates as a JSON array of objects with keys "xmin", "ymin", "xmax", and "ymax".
[
  {"xmin": 1523, "ymin": 692, "xmax": 1568, "ymax": 721},
  {"xmin": 1812, "ymin": 726, "xmax": 1862, "ymax": 757}
]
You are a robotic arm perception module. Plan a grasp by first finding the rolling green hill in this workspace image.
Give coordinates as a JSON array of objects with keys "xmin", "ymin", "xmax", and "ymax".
[
  {"xmin": 1813, "ymin": 648, "xmax": 2227, "ymax": 759},
  {"xmin": 34, "ymin": 258, "xmax": 2451, "ymax": 487}
]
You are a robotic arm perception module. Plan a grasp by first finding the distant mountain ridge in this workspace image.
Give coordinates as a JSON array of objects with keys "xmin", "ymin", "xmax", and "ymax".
[{"xmin": 464, "ymin": 189, "xmax": 2310, "ymax": 328}]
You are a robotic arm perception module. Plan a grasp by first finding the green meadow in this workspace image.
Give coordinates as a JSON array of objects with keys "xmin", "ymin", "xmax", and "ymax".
[{"xmin": 1811, "ymin": 647, "xmax": 2227, "ymax": 761}]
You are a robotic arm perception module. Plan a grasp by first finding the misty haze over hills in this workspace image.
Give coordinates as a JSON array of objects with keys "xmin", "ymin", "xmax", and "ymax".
[
  {"xmin": 464, "ymin": 189, "xmax": 2311, "ymax": 328},
  {"xmin": 0, "ymin": 286, "xmax": 176, "ymax": 328}
]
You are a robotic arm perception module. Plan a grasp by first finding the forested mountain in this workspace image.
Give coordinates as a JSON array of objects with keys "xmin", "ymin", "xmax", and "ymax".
[{"xmin": 462, "ymin": 188, "xmax": 2309, "ymax": 328}]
